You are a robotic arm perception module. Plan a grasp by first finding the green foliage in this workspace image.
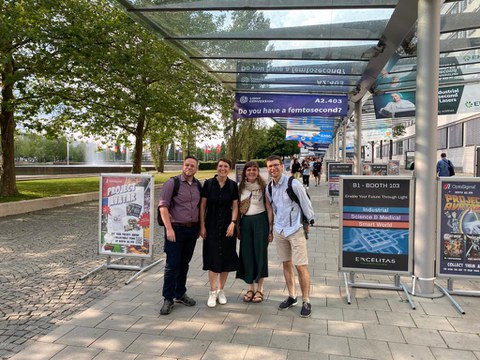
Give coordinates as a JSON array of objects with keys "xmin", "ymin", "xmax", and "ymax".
[
  {"xmin": 392, "ymin": 124, "xmax": 406, "ymax": 138},
  {"xmin": 254, "ymin": 124, "xmax": 300, "ymax": 159},
  {"xmin": 14, "ymin": 133, "xmax": 87, "ymax": 163},
  {"xmin": 0, "ymin": 170, "xmax": 217, "ymax": 203}
]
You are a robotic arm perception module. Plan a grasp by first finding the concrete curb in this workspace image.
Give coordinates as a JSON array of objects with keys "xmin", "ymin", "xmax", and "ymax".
[
  {"xmin": 0, "ymin": 185, "xmax": 164, "ymax": 218},
  {"xmin": 0, "ymin": 192, "xmax": 99, "ymax": 217}
]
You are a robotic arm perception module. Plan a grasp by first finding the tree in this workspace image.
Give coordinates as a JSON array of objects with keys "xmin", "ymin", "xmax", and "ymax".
[
  {"xmin": 1, "ymin": 0, "xmax": 80, "ymax": 195},
  {"xmin": 255, "ymin": 124, "xmax": 300, "ymax": 159}
]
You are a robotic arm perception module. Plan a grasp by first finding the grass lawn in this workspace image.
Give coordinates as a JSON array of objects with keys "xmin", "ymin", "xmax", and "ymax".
[{"xmin": 0, "ymin": 170, "xmax": 218, "ymax": 203}]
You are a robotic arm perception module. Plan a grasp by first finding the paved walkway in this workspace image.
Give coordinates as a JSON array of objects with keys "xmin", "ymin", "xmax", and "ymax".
[{"xmin": 3, "ymin": 176, "xmax": 480, "ymax": 360}]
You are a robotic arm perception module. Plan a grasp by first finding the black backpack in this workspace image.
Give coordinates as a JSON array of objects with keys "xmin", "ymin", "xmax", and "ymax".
[{"xmin": 157, "ymin": 176, "xmax": 202, "ymax": 226}]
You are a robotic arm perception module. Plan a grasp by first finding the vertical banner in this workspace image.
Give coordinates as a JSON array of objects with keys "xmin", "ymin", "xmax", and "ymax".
[
  {"xmin": 99, "ymin": 174, "xmax": 154, "ymax": 258},
  {"xmin": 235, "ymin": 164, "xmax": 245, "ymax": 183},
  {"xmin": 328, "ymin": 163, "xmax": 353, "ymax": 197},
  {"xmin": 437, "ymin": 178, "xmax": 480, "ymax": 278},
  {"xmin": 340, "ymin": 176, "xmax": 413, "ymax": 274}
]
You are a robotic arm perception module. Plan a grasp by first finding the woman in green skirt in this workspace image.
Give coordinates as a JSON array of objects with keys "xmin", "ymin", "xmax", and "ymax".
[{"xmin": 236, "ymin": 161, "xmax": 273, "ymax": 303}]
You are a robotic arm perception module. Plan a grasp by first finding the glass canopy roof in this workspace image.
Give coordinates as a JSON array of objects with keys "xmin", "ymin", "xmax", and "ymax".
[{"xmin": 115, "ymin": 0, "xmax": 480, "ymax": 139}]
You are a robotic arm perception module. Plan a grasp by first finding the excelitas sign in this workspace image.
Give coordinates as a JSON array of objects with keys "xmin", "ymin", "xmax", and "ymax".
[{"xmin": 234, "ymin": 92, "xmax": 348, "ymax": 119}]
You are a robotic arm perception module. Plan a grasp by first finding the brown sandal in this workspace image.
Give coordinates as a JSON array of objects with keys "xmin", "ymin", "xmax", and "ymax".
[
  {"xmin": 243, "ymin": 290, "xmax": 254, "ymax": 302},
  {"xmin": 252, "ymin": 291, "xmax": 264, "ymax": 303}
]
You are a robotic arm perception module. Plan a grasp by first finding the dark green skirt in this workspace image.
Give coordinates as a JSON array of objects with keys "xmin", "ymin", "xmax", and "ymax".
[{"xmin": 236, "ymin": 211, "xmax": 269, "ymax": 283}]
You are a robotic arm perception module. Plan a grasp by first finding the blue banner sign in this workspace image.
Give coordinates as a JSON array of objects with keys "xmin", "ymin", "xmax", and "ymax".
[{"xmin": 234, "ymin": 92, "xmax": 348, "ymax": 119}]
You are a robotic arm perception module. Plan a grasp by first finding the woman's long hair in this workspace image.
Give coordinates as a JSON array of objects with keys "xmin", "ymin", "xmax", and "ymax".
[{"xmin": 238, "ymin": 161, "xmax": 266, "ymax": 195}]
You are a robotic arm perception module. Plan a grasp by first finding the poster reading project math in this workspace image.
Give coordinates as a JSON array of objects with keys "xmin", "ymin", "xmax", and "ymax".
[
  {"xmin": 437, "ymin": 179, "xmax": 480, "ymax": 278},
  {"xmin": 99, "ymin": 174, "xmax": 154, "ymax": 258},
  {"xmin": 340, "ymin": 177, "xmax": 413, "ymax": 274}
]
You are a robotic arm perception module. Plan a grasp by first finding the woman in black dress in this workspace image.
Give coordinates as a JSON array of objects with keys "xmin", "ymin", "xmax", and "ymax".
[{"xmin": 200, "ymin": 158, "xmax": 239, "ymax": 308}]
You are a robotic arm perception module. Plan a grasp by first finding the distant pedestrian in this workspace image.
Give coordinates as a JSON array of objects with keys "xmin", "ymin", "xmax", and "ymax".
[
  {"xmin": 312, "ymin": 158, "xmax": 322, "ymax": 186},
  {"xmin": 437, "ymin": 153, "xmax": 455, "ymax": 177},
  {"xmin": 301, "ymin": 160, "xmax": 311, "ymax": 189},
  {"xmin": 291, "ymin": 158, "xmax": 301, "ymax": 180}
]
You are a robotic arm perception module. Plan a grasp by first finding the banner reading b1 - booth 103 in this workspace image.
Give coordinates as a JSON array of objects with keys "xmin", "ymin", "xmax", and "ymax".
[{"xmin": 340, "ymin": 176, "xmax": 414, "ymax": 275}]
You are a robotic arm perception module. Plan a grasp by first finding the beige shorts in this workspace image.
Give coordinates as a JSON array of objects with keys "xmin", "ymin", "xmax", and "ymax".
[{"xmin": 274, "ymin": 228, "xmax": 308, "ymax": 265}]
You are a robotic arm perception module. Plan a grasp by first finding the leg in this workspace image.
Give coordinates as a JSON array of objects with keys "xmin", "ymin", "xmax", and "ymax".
[
  {"xmin": 162, "ymin": 232, "xmax": 180, "ymax": 301},
  {"xmin": 282, "ymin": 260, "xmax": 296, "ymax": 297},
  {"xmin": 219, "ymin": 272, "xmax": 229, "ymax": 289},
  {"xmin": 296, "ymin": 264, "xmax": 311, "ymax": 302},
  {"xmin": 174, "ymin": 227, "xmax": 198, "ymax": 299},
  {"xmin": 209, "ymin": 270, "xmax": 219, "ymax": 291},
  {"xmin": 257, "ymin": 277, "xmax": 265, "ymax": 293}
]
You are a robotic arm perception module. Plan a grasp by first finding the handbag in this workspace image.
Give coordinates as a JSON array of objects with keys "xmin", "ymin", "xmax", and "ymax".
[{"xmin": 239, "ymin": 192, "xmax": 253, "ymax": 215}]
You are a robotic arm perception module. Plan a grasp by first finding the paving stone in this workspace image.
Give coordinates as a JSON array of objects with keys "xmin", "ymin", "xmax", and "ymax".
[
  {"xmin": 400, "ymin": 327, "xmax": 447, "ymax": 348},
  {"xmin": 309, "ymin": 334, "xmax": 349, "ymax": 356},
  {"xmin": 195, "ymin": 322, "xmax": 238, "ymax": 342},
  {"xmin": 439, "ymin": 331, "xmax": 480, "ymax": 351},
  {"xmin": 89, "ymin": 329, "xmax": 140, "ymax": 352},
  {"xmin": 124, "ymin": 333, "xmax": 174, "ymax": 356},
  {"xmin": 49, "ymin": 345, "xmax": 100, "ymax": 360},
  {"xmin": 201, "ymin": 341, "xmax": 248, "ymax": 360},
  {"xmin": 270, "ymin": 329, "xmax": 310, "ymax": 352},
  {"xmin": 328, "ymin": 320, "xmax": 365, "ymax": 338},
  {"xmin": 232, "ymin": 326, "xmax": 273, "ymax": 346},
  {"xmin": 430, "ymin": 347, "xmax": 478, "ymax": 360},
  {"xmin": 162, "ymin": 337, "xmax": 210, "ymax": 360},
  {"xmin": 349, "ymin": 338, "xmax": 392, "ymax": 359},
  {"xmin": 363, "ymin": 323, "xmax": 405, "ymax": 343},
  {"xmin": 388, "ymin": 342, "xmax": 435, "ymax": 360}
]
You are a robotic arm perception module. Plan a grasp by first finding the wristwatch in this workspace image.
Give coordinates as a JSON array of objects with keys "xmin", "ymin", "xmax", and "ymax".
[{"xmin": 309, "ymin": 219, "xmax": 315, "ymax": 225}]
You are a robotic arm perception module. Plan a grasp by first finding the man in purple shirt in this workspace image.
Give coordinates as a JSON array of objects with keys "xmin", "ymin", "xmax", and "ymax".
[{"xmin": 158, "ymin": 156, "xmax": 202, "ymax": 315}]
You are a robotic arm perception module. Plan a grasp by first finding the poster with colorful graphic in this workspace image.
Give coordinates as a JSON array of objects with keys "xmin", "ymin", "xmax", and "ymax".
[
  {"xmin": 363, "ymin": 163, "xmax": 388, "ymax": 176},
  {"xmin": 340, "ymin": 177, "xmax": 413, "ymax": 274},
  {"xmin": 99, "ymin": 174, "xmax": 154, "ymax": 258},
  {"xmin": 328, "ymin": 163, "xmax": 353, "ymax": 197},
  {"xmin": 437, "ymin": 178, "xmax": 480, "ymax": 278}
]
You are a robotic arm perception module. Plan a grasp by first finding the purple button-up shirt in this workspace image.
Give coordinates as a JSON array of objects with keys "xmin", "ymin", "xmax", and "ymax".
[{"xmin": 159, "ymin": 174, "xmax": 201, "ymax": 224}]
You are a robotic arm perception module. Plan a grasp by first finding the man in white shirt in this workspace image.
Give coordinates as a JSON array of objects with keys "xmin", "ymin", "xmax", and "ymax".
[
  {"xmin": 266, "ymin": 155, "xmax": 315, "ymax": 318},
  {"xmin": 379, "ymin": 93, "xmax": 415, "ymax": 117}
]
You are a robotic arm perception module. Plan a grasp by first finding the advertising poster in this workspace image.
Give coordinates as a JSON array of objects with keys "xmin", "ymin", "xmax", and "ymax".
[
  {"xmin": 340, "ymin": 177, "xmax": 412, "ymax": 273},
  {"xmin": 363, "ymin": 163, "xmax": 388, "ymax": 176},
  {"xmin": 234, "ymin": 92, "xmax": 348, "ymax": 119},
  {"xmin": 235, "ymin": 164, "xmax": 245, "ymax": 183},
  {"xmin": 328, "ymin": 163, "xmax": 353, "ymax": 197},
  {"xmin": 373, "ymin": 83, "xmax": 480, "ymax": 119},
  {"xmin": 437, "ymin": 179, "xmax": 480, "ymax": 278},
  {"xmin": 387, "ymin": 160, "xmax": 400, "ymax": 175},
  {"xmin": 99, "ymin": 174, "xmax": 154, "ymax": 258}
]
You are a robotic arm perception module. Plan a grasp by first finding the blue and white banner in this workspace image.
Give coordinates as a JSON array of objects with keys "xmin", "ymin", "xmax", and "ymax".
[
  {"xmin": 373, "ymin": 84, "xmax": 480, "ymax": 119},
  {"xmin": 234, "ymin": 92, "xmax": 348, "ymax": 119},
  {"xmin": 286, "ymin": 129, "xmax": 333, "ymax": 143}
]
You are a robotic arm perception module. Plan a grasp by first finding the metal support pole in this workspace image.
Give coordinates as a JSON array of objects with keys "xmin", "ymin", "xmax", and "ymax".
[
  {"xmin": 354, "ymin": 102, "xmax": 362, "ymax": 175},
  {"xmin": 342, "ymin": 121, "xmax": 347, "ymax": 163},
  {"xmin": 413, "ymin": 0, "xmax": 441, "ymax": 296},
  {"xmin": 334, "ymin": 133, "xmax": 339, "ymax": 161}
]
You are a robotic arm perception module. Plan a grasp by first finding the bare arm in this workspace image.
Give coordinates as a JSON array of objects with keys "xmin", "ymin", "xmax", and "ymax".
[
  {"xmin": 159, "ymin": 206, "xmax": 175, "ymax": 242},
  {"xmin": 265, "ymin": 198, "xmax": 274, "ymax": 243},
  {"xmin": 226, "ymin": 199, "xmax": 238, "ymax": 237},
  {"xmin": 199, "ymin": 197, "xmax": 207, "ymax": 239}
]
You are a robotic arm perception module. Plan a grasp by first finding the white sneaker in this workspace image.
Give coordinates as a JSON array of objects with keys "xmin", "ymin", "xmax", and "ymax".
[
  {"xmin": 207, "ymin": 290, "xmax": 217, "ymax": 308},
  {"xmin": 217, "ymin": 289, "xmax": 227, "ymax": 305}
]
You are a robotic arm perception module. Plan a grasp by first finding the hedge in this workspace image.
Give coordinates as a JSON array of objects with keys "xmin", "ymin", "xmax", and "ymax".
[{"xmin": 198, "ymin": 159, "xmax": 266, "ymax": 170}]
